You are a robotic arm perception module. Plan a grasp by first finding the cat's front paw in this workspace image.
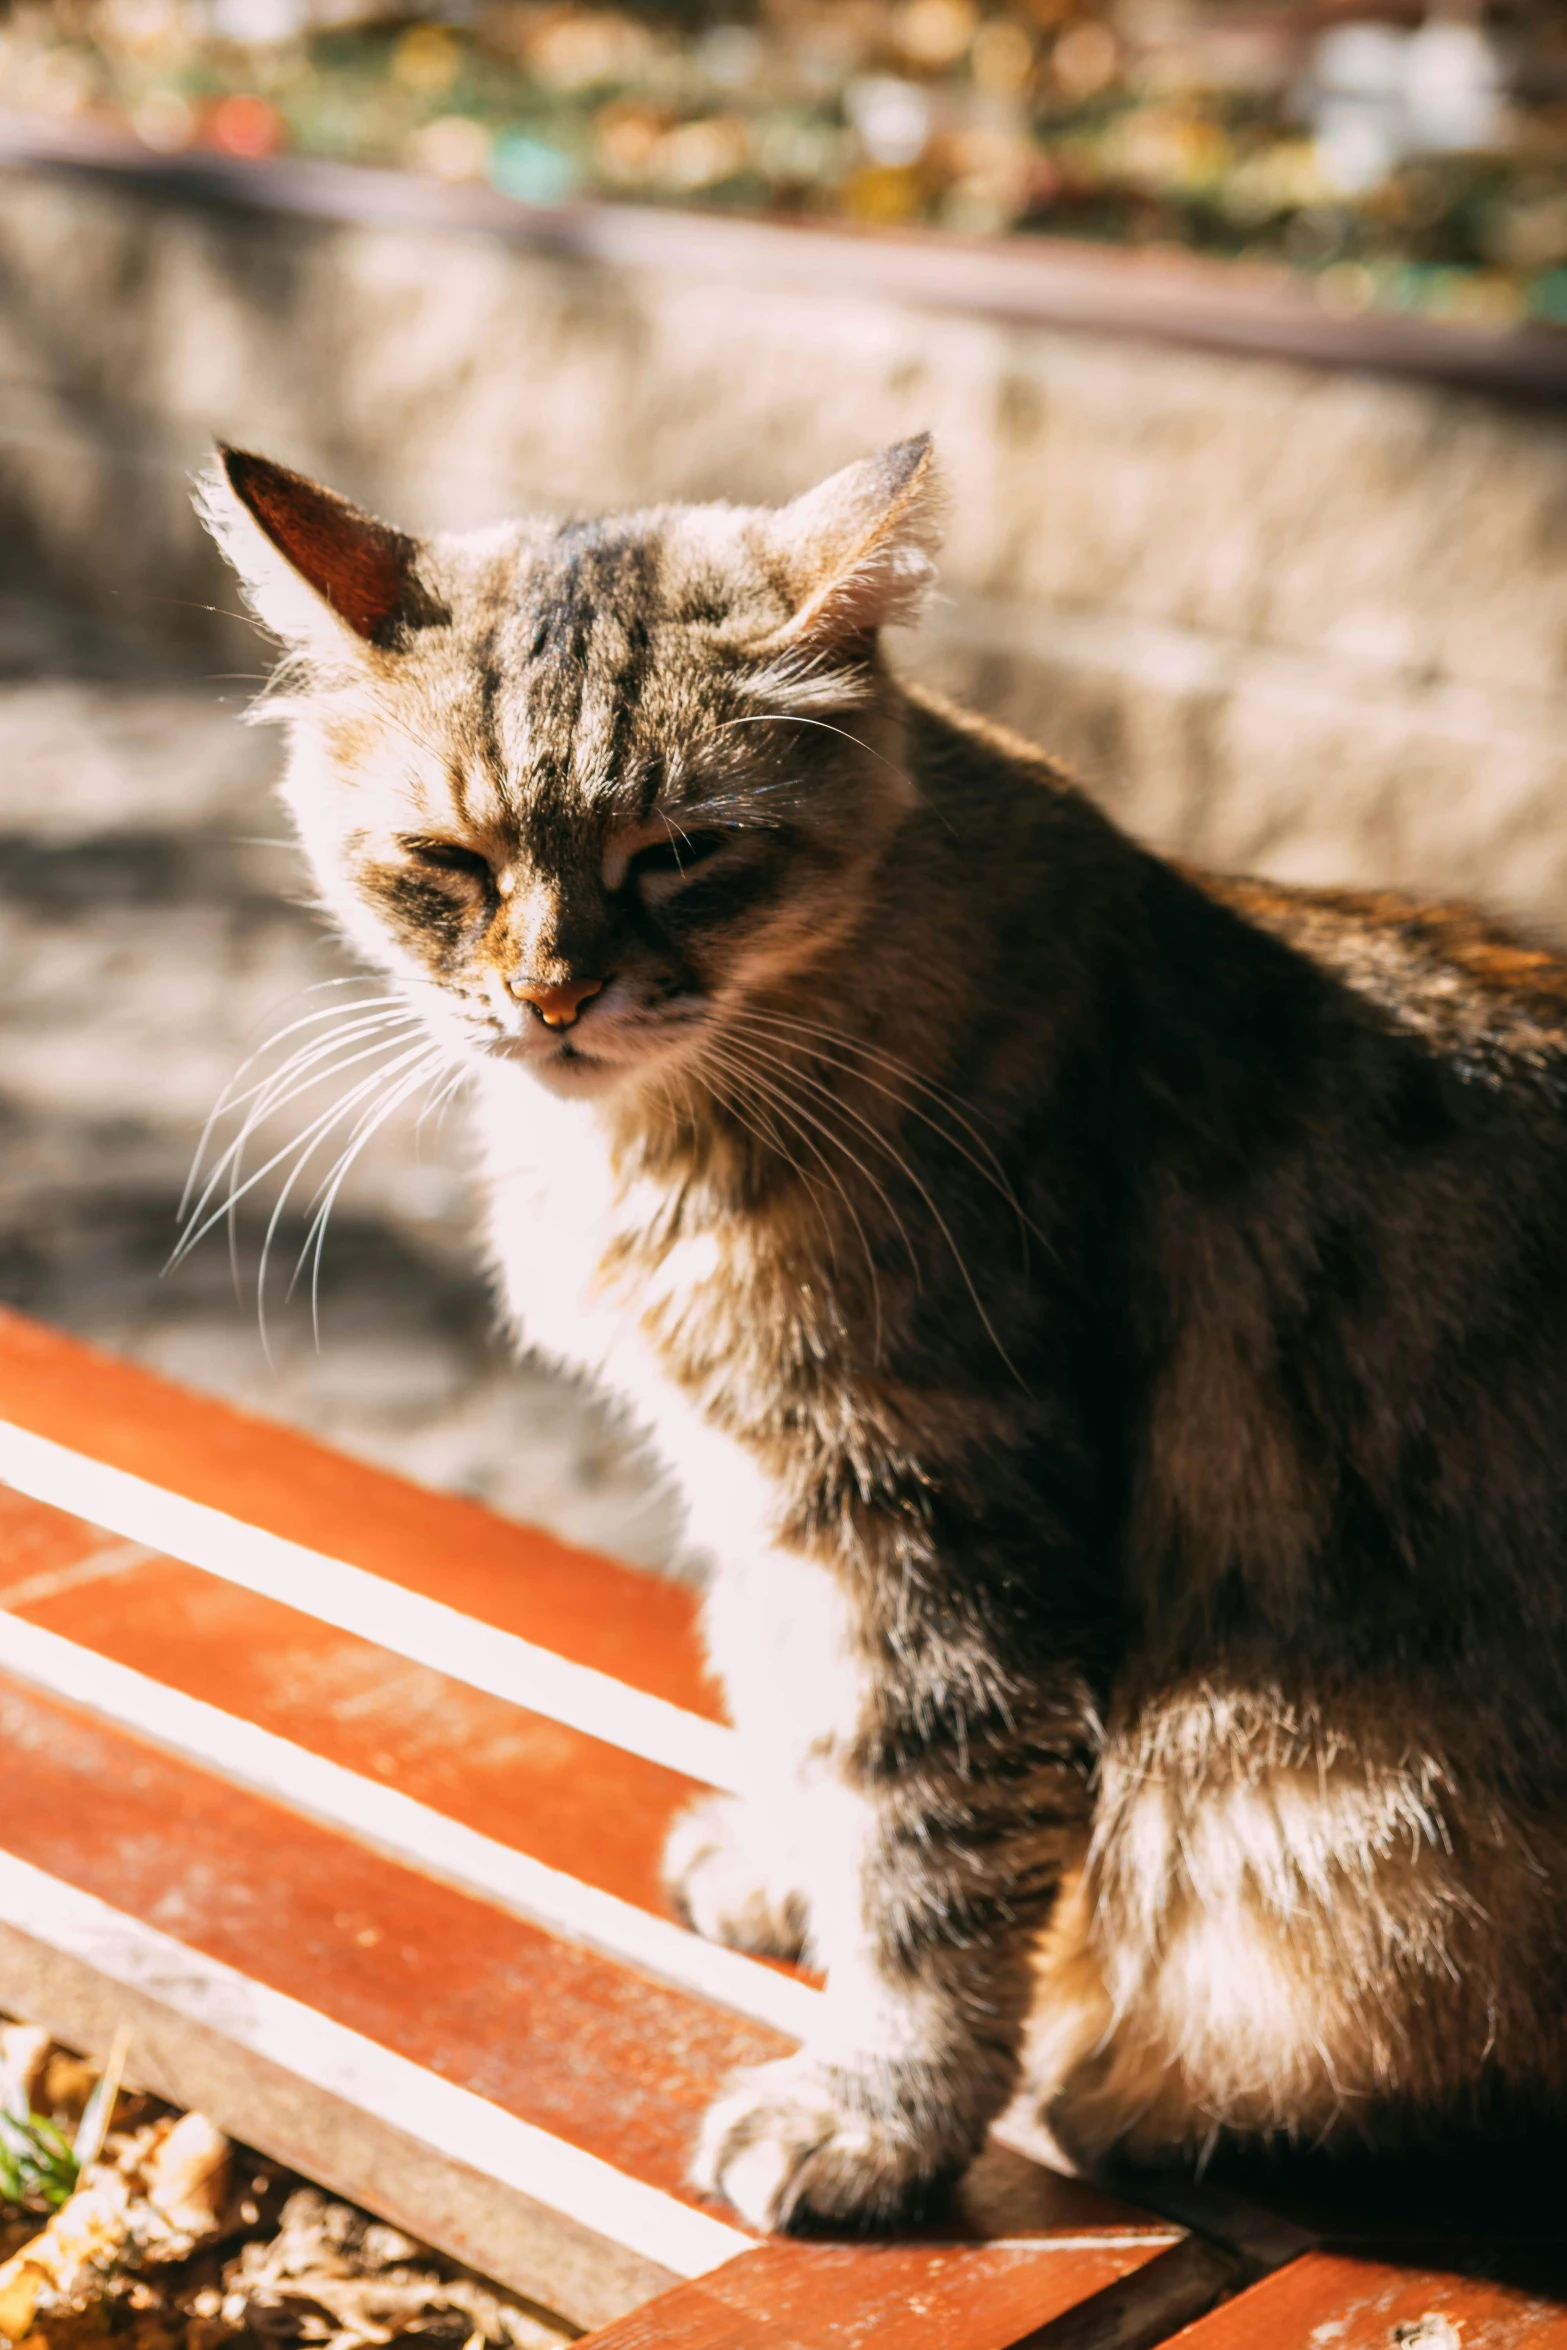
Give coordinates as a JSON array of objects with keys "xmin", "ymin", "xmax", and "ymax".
[
  {"xmin": 663, "ymin": 1793, "xmax": 808, "ymax": 1961},
  {"xmin": 692, "ymin": 2052, "xmax": 969, "ymax": 2232}
]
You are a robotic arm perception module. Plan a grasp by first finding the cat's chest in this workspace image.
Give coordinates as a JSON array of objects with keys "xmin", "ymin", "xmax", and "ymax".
[
  {"xmin": 468, "ymin": 1066, "xmax": 782, "ymax": 1563},
  {"xmin": 471, "ymin": 1078, "xmax": 624, "ymax": 1370}
]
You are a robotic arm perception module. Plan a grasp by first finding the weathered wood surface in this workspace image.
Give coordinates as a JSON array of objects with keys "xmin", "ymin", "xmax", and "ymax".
[
  {"xmin": 0, "ymin": 1308, "xmax": 1563, "ymax": 2345},
  {"xmin": 1164, "ymin": 2249, "xmax": 1567, "ymax": 2348},
  {"xmin": 0, "ymin": 1484, "xmax": 704, "ymax": 1924},
  {"xmin": 578, "ymin": 2234, "xmax": 1234, "ymax": 2350},
  {"xmin": 0, "ymin": 1310, "xmax": 1177, "ymax": 2336},
  {"xmin": 0, "ymin": 1306, "xmax": 711, "ymax": 1709},
  {"xmin": 0, "ymin": 1674, "xmax": 783, "ymax": 2192}
]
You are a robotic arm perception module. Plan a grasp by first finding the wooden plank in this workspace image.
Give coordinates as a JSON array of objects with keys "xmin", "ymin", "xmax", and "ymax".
[
  {"xmin": 47, "ymin": 1552, "xmax": 706, "ymax": 1911},
  {"xmin": 2, "ymin": 1492, "xmax": 699, "ymax": 1915},
  {"xmin": 0, "ymin": 1673, "xmax": 786, "ymax": 2191},
  {"xmin": 0, "ymin": 1484, "xmax": 818, "ymax": 2030},
  {"xmin": 0, "ymin": 1607, "xmax": 817, "ymax": 2037},
  {"xmin": 1164, "ymin": 2250, "xmax": 1567, "ymax": 2348},
  {"xmin": 0, "ymin": 1666, "xmax": 789, "ymax": 2316},
  {"xmin": 0, "ymin": 1317, "xmax": 1195, "ymax": 2347},
  {"xmin": 0, "ymin": 1657, "xmax": 1168, "ymax": 2323},
  {"xmin": 1010, "ymin": 2238, "xmax": 1236, "ymax": 2348},
  {"xmin": 576, "ymin": 2236, "xmax": 1182, "ymax": 2350},
  {"xmin": 1089, "ymin": 2164, "xmax": 1315, "ymax": 2278},
  {"xmin": 0, "ymin": 1484, "xmax": 153, "ymax": 1594},
  {"xmin": 923, "ymin": 2146, "xmax": 1175, "ymax": 2246},
  {"xmin": 1105, "ymin": 2135, "xmax": 1567, "ymax": 2274},
  {"xmin": 0, "ymin": 1402, "xmax": 739, "ymax": 1789},
  {"xmin": 0, "ymin": 1857, "xmax": 730, "ymax": 2330},
  {"xmin": 3, "ymin": 113, "xmax": 1566, "ymax": 396},
  {"xmin": 0, "ymin": 1861, "xmax": 738, "ymax": 2315},
  {"xmin": 0, "ymin": 1308, "xmax": 715, "ymax": 1715},
  {"xmin": 0, "ymin": 1670, "xmax": 772, "ymax": 2321}
]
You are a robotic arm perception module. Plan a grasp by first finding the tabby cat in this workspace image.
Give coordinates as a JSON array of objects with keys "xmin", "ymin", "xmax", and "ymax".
[{"xmin": 203, "ymin": 436, "xmax": 1567, "ymax": 2231}]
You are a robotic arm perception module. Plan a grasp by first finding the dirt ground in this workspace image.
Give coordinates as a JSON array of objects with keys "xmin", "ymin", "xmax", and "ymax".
[{"xmin": 0, "ymin": 2027, "xmax": 576, "ymax": 2350}]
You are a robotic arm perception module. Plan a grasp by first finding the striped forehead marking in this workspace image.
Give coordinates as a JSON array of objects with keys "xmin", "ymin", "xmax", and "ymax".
[{"xmin": 491, "ymin": 522, "xmax": 662, "ymax": 808}]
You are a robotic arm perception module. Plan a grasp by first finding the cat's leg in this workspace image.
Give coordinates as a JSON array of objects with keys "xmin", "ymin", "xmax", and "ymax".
[
  {"xmin": 692, "ymin": 1748, "xmax": 1084, "ymax": 2230},
  {"xmin": 1033, "ymin": 1683, "xmax": 1567, "ymax": 2167},
  {"xmin": 659, "ymin": 1539, "xmax": 844, "ymax": 1964},
  {"xmin": 663, "ymin": 1791, "xmax": 809, "ymax": 1961},
  {"xmin": 685, "ymin": 1547, "xmax": 1090, "ymax": 2231}
]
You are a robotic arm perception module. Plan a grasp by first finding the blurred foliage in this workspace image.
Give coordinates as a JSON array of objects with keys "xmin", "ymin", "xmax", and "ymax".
[
  {"xmin": 3, "ymin": 1, "xmax": 1567, "ymax": 327},
  {"xmin": 0, "ymin": 2106, "xmax": 80, "ymax": 2214}
]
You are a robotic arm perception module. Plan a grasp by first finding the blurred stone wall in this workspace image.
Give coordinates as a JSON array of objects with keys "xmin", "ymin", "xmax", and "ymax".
[{"xmin": 3, "ymin": 164, "xmax": 1566, "ymax": 929}]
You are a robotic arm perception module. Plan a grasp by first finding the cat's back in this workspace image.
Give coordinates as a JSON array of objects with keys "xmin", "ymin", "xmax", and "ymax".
[
  {"xmin": 1200, "ymin": 871, "xmax": 1567, "ymax": 1080},
  {"xmin": 905, "ymin": 686, "xmax": 1567, "ymax": 1091}
]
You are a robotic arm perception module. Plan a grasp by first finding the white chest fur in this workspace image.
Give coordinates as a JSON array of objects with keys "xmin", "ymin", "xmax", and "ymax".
[
  {"xmin": 468, "ymin": 1061, "xmax": 778, "ymax": 1577},
  {"xmin": 467, "ymin": 1061, "xmax": 867, "ymax": 1772}
]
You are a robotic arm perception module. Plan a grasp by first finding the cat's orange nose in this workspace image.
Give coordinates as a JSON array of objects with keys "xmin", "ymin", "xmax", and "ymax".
[{"xmin": 509, "ymin": 975, "xmax": 605, "ymax": 1028}]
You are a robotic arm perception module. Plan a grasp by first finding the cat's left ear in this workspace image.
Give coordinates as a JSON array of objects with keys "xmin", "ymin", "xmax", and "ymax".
[
  {"xmin": 764, "ymin": 433, "xmax": 944, "ymax": 651},
  {"xmin": 198, "ymin": 446, "xmax": 446, "ymax": 654}
]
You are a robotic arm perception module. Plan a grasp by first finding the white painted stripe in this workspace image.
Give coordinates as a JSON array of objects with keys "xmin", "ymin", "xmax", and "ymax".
[
  {"xmin": 0, "ymin": 1421, "xmax": 743, "ymax": 1794},
  {"xmin": 0, "ymin": 1612, "xmax": 818, "ymax": 2041},
  {"xmin": 0, "ymin": 1851, "xmax": 750, "ymax": 2279}
]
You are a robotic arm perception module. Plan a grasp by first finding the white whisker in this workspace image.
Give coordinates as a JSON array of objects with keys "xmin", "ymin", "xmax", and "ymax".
[
  {"xmin": 698, "ymin": 1035, "xmax": 906, "ymax": 1360},
  {"xmin": 714, "ymin": 711, "xmax": 915, "ymax": 794},
  {"xmin": 416, "ymin": 1062, "xmax": 472, "ymax": 1145},
  {"xmin": 735, "ymin": 1007, "xmax": 1039, "ymax": 1261},
  {"xmin": 179, "ymin": 995, "xmax": 408, "ymax": 1218},
  {"xmin": 174, "ymin": 1019, "xmax": 424, "ymax": 1262},
  {"xmin": 718, "ymin": 1026, "xmax": 1029, "ymax": 1389},
  {"xmin": 697, "ymin": 1037, "xmax": 872, "ymax": 1337},
  {"xmin": 172, "ymin": 1034, "xmax": 432, "ymax": 1276},
  {"xmin": 291, "ymin": 1048, "xmax": 453, "ymax": 1342},
  {"xmin": 713, "ymin": 709, "xmax": 958, "ymax": 838},
  {"xmin": 686, "ymin": 1046, "xmax": 841, "ymax": 1271}
]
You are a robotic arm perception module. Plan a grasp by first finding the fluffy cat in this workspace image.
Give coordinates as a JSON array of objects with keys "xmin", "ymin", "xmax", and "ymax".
[{"xmin": 202, "ymin": 436, "xmax": 1567, "ymax": 2233}]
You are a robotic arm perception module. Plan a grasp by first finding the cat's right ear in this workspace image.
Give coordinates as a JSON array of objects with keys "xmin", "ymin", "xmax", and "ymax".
[{"xmin": 197, "ymin": 447, "xmax": 445, "ymax": 654}]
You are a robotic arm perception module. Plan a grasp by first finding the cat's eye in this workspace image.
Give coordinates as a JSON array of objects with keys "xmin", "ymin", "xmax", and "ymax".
[
  {"xmin": 627, "ymin": 830, "xmax": 733, "ymax": 898},
  {"xmin": 399, "ymin": 836, "xmax": 492, "ymax": 884}
]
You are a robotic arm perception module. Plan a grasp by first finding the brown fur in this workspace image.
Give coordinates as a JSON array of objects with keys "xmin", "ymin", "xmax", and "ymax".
[{"xmin": 202, "ymin": 438, "xmax": 1567, "ymax": 2232}]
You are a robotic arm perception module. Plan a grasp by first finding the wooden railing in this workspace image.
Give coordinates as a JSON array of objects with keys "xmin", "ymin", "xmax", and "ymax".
[{"xmin": 0, "ymin": 1304, "xmax": 1561, "ymax": 2345}]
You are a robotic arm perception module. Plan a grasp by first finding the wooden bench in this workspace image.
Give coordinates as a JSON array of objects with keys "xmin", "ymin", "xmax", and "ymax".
[{"xmin": 0, "ymin": 1303, "xmax": 1561, "ymax": 2346}]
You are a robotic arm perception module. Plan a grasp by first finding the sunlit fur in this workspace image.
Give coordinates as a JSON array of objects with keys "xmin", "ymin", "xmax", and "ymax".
[{"xmin": 204, "ymin": 437, "xmax": 1567, "ymax": 2232}]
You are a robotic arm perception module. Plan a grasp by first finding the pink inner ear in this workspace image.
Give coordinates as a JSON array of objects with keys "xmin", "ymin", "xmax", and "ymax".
[{"xmin": 223, "ymin": 449, "xmax": 418, "ymax": 643}]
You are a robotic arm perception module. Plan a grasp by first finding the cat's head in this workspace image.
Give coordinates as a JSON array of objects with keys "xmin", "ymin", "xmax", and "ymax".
[{"xmin": 201, "ymin": 438, "xmax": 942, "ymax": 1102}]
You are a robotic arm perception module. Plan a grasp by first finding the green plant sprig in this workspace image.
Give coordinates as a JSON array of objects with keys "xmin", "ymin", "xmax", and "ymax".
[{"xmin": 0, "ymin": 2107, "xmax": 79, "ymax": 2213}]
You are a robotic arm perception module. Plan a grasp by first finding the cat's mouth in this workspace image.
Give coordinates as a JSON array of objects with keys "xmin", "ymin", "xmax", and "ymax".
[
  {"xmin": 489, "ymin": 1029, "xmax": 623, "ymax": 1097},
  {"xmin": 486, "ymin": 996, "xmax": 709, "ymax": 1097},
  {"xmin": 543, "ymin": 1036, "xmax": 614, "ymax": 1084}
]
